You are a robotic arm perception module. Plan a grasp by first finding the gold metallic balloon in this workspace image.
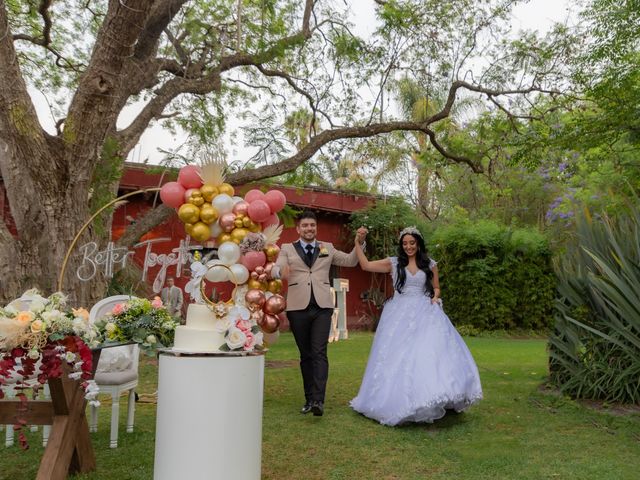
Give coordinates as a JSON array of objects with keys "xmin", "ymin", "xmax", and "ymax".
[
  {"xmin": 178, "ymin": 203, "xmax": 201, "ymax": 224},
  {"xmin": 230, "ymin": 227, "xmax": 249, "ymax": 243},
  {"xmin": 191, "ymin": 221, "xmax": 211, "ymax": 242},
  {"xmin": 218, "ymin": 183, "xmax": 235, "ymax": 196},
  {"xmin": 242, "ymin": 216, "xmax": 253, "ymax": 228},
  {"xmin": 217, "ymin": 232, "xmax": 233, "ymax": 244},
  {"xmin": 200, "ymin": 184, "xmax": 219, "ymax": 202},
  {"xmin": 234, "ymin": 217, "xmax": 244, "ymax": 228},
  {"xmin": 188, "ymin": 190, "xmax": 205, "ymax": 207},
  {"xmin": 199, "ymin": 204, "xmax": 219, "ymax": 224},
  {"xmin": 248, "ymin": 222, "xmax": 262, "ymax": 233},
  {"xmin": 184, "ymin": 223, "xmax": 195, "ymax": 235},
  {"xmin": 247, "ymin": 278, "xmax": 266, "ymax": 290},
  {"xmin": 267, "ymin": 279, "xmax": 283, "ymax": 293},
  {"xmin": 264, "ymin": 244, "xmax": 280, "ymax": 262}
]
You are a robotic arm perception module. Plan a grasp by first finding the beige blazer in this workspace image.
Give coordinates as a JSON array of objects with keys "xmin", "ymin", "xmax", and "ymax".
[{"xmin": 276, "ymin": 240, "xmax": 358, "ymax": 311}]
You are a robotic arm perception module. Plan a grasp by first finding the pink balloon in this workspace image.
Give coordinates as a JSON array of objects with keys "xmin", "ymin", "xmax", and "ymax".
[
  {"xmin": 261, "ymin": 213, "xmax": 279, "ymax": 229},
  {"xmin": 178, "ymin": 165, "xmax": 203, "ymax": 189},
  {"xmin": 244, "ymin": 189, "xmax": 265, "ymax": 204},
  {"xmin": 160, "ymin": 182, "xmax": 186, "ymax": 209},
  {"xmin": 248, "ymin": 199, "xmax": 271, "ymax": 223},
  {"xmin": 264, "ymin": 190, "xmax": 286, "ymax": 213},
  {"xmin": 240, "ymin": 251, "xmax": 266, "ymax": 271}
]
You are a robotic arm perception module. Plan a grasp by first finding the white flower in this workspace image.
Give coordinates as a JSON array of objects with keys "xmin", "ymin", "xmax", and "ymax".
[
  {"xmin": 145, "ymin": 334, "xmax": 157, "ymax": 345},
  {"xmin": 4, "ymin": 304, "xmax": 18, "ymax": 316},
  {"xmin": 29, "ymin": 300, "xmax": 46, "ymax": 313},
  {"xmin": 105, "ymin": 322, "xmax": 116, "ymax": 334},
  {"xmin": 68, "ymin": 371, "xmax": 83, "ymax": 380},
  {"xmin": 72, "ymin": 317, "xmax": 87, "ymax": 333},
  {"xmin": 215, "ymin": 318, "xmax": 232, "ymax": 333},
  {"xmin": 253, "ymin": 331, "xmax": 264, "ymax": 347},
  {"xmin": 225, "ymin": 327, "xmax": 247, "ymax": 350},
  {"xmin": 28, "ymin": 349, "xmax": 41, "ymax": 360},
  {"xmin": 64, "ymin": 351, "xmax": 76, "ymax": 363},
  {"xmin": 41, "ymin": 309, "xmax": 62, "ymax": 322}
]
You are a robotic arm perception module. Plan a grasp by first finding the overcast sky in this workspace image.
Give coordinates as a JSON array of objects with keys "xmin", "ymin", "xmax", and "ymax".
[{"xmin": 28, "ymin": 0, "xmax": 575, "ymax": 165}]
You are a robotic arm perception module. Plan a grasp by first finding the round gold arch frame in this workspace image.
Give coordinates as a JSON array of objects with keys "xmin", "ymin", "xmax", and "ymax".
[{"xmin": 57, "ymin": 187, "xmax": 161, "ymax": 292}]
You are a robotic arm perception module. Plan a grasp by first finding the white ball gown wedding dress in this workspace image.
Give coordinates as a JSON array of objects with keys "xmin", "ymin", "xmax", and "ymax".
[{"xmin": 351, "ymin": 257, "xmax": 483, "ymax": 426}]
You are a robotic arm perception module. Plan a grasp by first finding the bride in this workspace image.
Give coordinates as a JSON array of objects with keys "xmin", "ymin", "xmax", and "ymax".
[{"xmin": 350, "ymin": 226, "xmax": 482, "ymax": 426}]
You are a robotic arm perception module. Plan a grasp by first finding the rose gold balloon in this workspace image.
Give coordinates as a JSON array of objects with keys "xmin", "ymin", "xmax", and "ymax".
[
  {"xmin": 255, "ymin": 266, "xmax": 265, "ymax": 275},
  {"xmin": 250, "ymin": 309, "xmax": 264, "ymax": 321},
  {"xmin": 264, "ymin": 294, "xmax": 286, "ymax": 315},
  {"xmin": 219, "ymin": 212, "xmax": 237, "ymax": 232},
  {"xmin": 258, "ymin": 273, "xmax": 267, "ymax": 282},
  {"xmin": 264, "ymin": 262, "xmax": 274, "ymax": 277},
  {"xmin": 250, "ymin": 271, "xmax": 259, "ymax": 279},
  {"xmin": 245, "ymin": 289, "xmax": 266, "ymax": 308},
  {"xmin": 259, "ymin": 313, "xmax": 280, "ymax": 334},
  {"xmin": 232, "ymin": 200, "xmax": 250, "ymax": 216}
]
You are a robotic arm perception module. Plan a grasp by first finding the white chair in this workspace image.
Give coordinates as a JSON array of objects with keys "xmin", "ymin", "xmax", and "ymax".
[
  {"xmin": 88, "ymin": 295, "xmax": 139, "ymax": 448},
  {"xmin": 2, "ymin": 294, "xmax": 50, "ymax": 448}
]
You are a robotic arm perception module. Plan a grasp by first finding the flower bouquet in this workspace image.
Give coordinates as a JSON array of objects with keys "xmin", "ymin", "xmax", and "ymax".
[
  {"xmin": 94, "ymin": 297, "xmax": 178, "ymax": 354},
  {"xmin": 0, "ymin": 289, "xmax": 101, "ymax": 449}
]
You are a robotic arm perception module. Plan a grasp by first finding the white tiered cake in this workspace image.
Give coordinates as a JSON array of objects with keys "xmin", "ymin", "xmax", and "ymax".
[{"xmin": 173, "ymin": 304, "xmax": 226, "ymax": 352}]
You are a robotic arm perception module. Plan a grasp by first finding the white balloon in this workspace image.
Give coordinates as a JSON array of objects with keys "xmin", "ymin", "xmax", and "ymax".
[
  {"xmin": 212, "ymin": 193, "xmax": 234, "ymax": 214},
  {"xmin": 232, "ymin": 196, "xmax": 244, "ymax": 205},
  {"xmin": 205, "ymin": 265, "xmax": 229, "ymax": 282},
  {"xmin": 228, "ymin": 305, "xmax": 250, "ymax": 320},
  {"xmin": 209, "ymin": 220, "xmax": 222, "ymax": 238},
  {"xmin": 217, "ymin": 241, "xmax": 241, "ymax": 265},
  {"xmin": 229, "ymin": 263, "xmax": 249, "ymax": 284}
]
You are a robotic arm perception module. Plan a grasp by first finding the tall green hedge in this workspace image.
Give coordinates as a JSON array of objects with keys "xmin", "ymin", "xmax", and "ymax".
[{"xmin": 430, "ymin": 221, "xmax": 555, "ymax": 330}]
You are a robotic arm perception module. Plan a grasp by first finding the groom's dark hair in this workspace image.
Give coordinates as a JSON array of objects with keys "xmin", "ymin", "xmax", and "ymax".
[{"xmin": 297, "ymin": 210, "xmax": 317, "ymax": 223}]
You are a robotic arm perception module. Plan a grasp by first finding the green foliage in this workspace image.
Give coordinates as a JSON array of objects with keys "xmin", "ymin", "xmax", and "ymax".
[
  {"xmin": 348, "ymin": 197, "xmax": 428, "ymax": 260},
  {"xmin": 431, "ymin": 220, "xmax": 555, "ymax": 330},
  {"xmin": 549, "ymin": 202, "xmax": 640, "ymax": 404},
  {"xmin": 95, "ymin": 298, "xmax": 178, "ymax": 355}
]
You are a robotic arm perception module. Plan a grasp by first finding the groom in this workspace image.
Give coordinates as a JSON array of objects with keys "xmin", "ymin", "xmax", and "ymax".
[{"xmin": 275, "ymin": 210, "xmax": 366, "ymax": 416}]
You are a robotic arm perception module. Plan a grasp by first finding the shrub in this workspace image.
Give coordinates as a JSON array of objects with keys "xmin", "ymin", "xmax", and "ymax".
[
  {"xmin": 548, "ymin": 205, "xmax": 640, "ymax": 404},
  {"xmin": 430, "ymin": 220, "xmax": 555, "ymax": 330}
]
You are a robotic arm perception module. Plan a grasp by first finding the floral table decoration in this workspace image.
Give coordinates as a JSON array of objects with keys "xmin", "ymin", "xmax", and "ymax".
[
  {"xmin": 0, "ymin": 289, "xmax": 101, "ymax": 448},
  {"xmin": 93, "ymin": 297, "xmax": 179, "ymax": 354}
]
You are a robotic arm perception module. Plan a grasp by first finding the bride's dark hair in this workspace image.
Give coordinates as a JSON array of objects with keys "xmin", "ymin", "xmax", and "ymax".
[{"xmin": 395, "ymin": 233, "xmax": 434, "ymax": 297}]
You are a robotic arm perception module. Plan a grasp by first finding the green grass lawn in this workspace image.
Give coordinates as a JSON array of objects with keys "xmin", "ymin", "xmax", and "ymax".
[{"xmin": 2, "ymin": 333, "xmax": 639, "ymax": 479}]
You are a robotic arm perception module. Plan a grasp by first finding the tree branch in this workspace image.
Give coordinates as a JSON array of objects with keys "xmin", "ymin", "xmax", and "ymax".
[
  {"xmin": 115, "ymin": 203, "xmax": 174, "ymax": 249},
  {"xmin": 64, "ymin": 0, "xmax": 153, "ymax": 174}
]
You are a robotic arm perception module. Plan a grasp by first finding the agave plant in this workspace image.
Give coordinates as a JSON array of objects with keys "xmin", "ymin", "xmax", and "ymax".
[{"xmin": 549, "ymin": 205, "xmax": 640, "ymax": 403}]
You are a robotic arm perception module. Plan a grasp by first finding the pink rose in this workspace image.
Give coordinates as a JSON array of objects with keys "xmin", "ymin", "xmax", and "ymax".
[
  {"xmin": 243, "ymin": 331, "xmax": 256, "ymax": 350},
  {"xmin": 151, "ymin": 297, "xmax": 163, "ymax": 309},
  {"xmin": 111, "ymin": 303, "xmax": 125, "ymax": 315},
  {"xmin": 236, "ymin": 319, "xmax": 252, "ymax": 333}
]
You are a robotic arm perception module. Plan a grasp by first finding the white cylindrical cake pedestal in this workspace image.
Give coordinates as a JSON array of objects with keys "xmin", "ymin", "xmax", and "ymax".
[{"xmin": 153, "ymin": 351, "xmax": 265, "ymax": 480}]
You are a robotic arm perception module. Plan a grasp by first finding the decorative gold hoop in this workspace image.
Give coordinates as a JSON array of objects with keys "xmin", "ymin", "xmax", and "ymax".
[
  {"xmin": 199, "ymin": 263, "xmax": 239, "ymax": 308},
  {"xmin": 57, "ymin": 187, "xmax": 161, "ymax": 292}
]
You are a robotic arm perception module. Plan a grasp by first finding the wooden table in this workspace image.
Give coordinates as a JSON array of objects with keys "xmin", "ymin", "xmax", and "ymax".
[{"xmin": 0, "ymin": 349, "xmax": 102, "ymax": 480}]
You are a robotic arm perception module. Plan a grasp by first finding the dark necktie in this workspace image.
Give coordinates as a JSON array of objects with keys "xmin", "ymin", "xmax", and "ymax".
[{"xmin": 305, "ymin": 244, "xmax": 314, "ymax": 266}]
